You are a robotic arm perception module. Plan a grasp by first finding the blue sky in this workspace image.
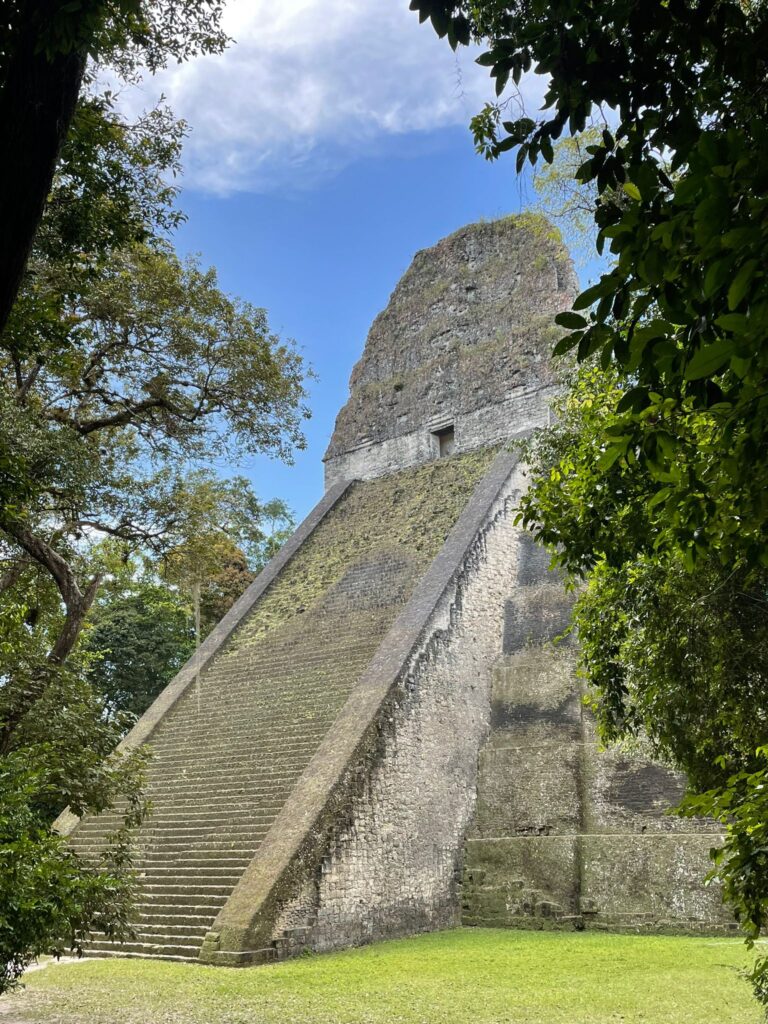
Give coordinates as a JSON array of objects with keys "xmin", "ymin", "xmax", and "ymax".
[{"xmin": 126, "ymin": 1, "xmax": 592, "ymax": 524}]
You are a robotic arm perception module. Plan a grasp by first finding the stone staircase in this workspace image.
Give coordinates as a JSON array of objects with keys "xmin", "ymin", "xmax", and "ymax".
[
  {"xmin": 67, "ymin": 449, "xmax": 496, "ymax": 962},
  {"xmin": 70, "ymin": 678, "xmax": 337, "ymax": 960}
]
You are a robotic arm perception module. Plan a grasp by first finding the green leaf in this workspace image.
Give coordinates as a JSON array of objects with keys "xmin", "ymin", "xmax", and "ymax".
[
  {"xmin": 703, "ymin": 258, "xmax": 732, "ymax": 298},
  {"xmin": 646, "ymin": 487, "xmax": 673, "ymax": 510},
  {"xmin": 632, "ymin": 319, "xmax": 673, "ymax": 346},
  {"xmin": 552, "ymin": 332, "xmax": 582, "ymax": 356},
  {"xmin": 597, "ymin": 444, "xmax": 625, "ymax": 471},
  {"xmin": 730, "ymin": 355, "xmax": 750, "ymax": 379},
  {"xmin": 727, "ymin": 260, "xmax": 759, "ymax": 311},
  {"xmin": 715, "ymin": 313, "xmax": 748, "ymax": 333},
  {"xmin": 622, "ymin": 182, "xmax": 642, "ymax": 201},
  {"xmin": 555, "ymin": 311, "xmax": 588, "ymax": 329},
  {"xmin": 684, "ymin": 340, "xmax": 731, "ymax": 380},
  {"xmin": 573, "ymin": 278, "xmax": 613, "ymax": 311},
  {"xmin": 616, "ymin": 387, "xmax": 650, "ymax": 414}
]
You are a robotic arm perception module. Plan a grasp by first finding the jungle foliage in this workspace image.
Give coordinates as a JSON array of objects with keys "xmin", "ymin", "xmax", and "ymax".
[{"xmin": 0, "ymin": 9, "xmax": 306, "ymax": 989}]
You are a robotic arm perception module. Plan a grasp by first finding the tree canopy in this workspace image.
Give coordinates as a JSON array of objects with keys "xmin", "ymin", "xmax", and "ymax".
[
  {"xmin": 0, "ymin": 95, "xmax": 308, "ymax": 681},
  {"xmin": 412, "ymin": 0, "xmax": 768, "ymax": 569}
]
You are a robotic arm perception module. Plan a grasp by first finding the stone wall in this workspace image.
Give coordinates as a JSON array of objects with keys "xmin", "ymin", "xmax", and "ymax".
[
  {"xmin": 268, "ymin": 460, "xmax": 527, "ymax": 954},
  {"xmin": 324, "ymin": 215, "xmax": 577, "ymax": 488},
  {"xmin": 462, "ymin": 535, "xmax": 734, "ymax": 934}
]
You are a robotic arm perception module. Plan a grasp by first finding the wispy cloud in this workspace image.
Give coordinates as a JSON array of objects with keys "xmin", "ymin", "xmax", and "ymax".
[{"xmin": 119, "ymin": 0, "xmax": 545, "ymax": 195}]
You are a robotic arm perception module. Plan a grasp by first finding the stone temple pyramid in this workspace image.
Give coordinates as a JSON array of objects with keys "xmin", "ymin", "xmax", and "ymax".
[{"xmin": 57, "ymin": 215, "xmax": 731, "ymax": 965}]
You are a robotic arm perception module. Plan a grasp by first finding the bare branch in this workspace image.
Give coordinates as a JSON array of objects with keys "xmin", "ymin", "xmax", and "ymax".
[{"xmin": 17, "ymin": 358, "xmax": 43, "ymax": 404}]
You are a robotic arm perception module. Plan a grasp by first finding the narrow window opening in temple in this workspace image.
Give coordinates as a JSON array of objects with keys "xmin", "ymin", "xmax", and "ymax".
[{"xmin": 433, "ymin": 425, "xmax": 455, "ymax": 458}]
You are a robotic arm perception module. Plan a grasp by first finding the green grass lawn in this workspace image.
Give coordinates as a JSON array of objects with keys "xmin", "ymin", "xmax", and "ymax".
[{"xmin": 1, "ymin": 928, "xmax": 760, "ymax": 1024}]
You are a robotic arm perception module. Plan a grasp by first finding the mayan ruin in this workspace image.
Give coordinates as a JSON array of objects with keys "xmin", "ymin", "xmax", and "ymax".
[{"xmin": 55, "ymin": 216, "xmax": 730, "ymax": 966}]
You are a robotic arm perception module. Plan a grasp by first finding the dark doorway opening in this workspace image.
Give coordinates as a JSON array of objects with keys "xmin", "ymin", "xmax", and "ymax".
[{"xmin": 432, "ymin": 424, "xmax": 455, "ymax": 458}]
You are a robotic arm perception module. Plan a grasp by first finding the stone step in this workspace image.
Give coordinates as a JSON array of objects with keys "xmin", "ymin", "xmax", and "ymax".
[
  {"xmin": 140, "ymin": 842, "xmax": 263, "ymax": 856},
  {"xmin": 73, "ymin": 808, "xmax": 283, "ymax": 832},
  {"xmin": 136, "ymin": 856, "xmax": 249, "ymax": 872},
  {"xmin": 148, "ymin": 741, "xmax": 320, "ymax": 762},
  {"xmin": 151, "ymin": 714, "xmax": 327, "ymax": 732},
  {"xmin": 147, "ymin": 745, "xmax": 319, "ymax": 770},
  {"xmin": 150, "ymin": 739, "xmax": 324, "ymax": 765},
  {"xmin": 132, "ymin": 926, "xmax": 210, "ymax": 942},
  {"xmin": 126, "ymin": 817, "xmax": 278, "ymax": 835},
  {"xmin": 146, "ymin": 764, "xmax": 308, "ymax": 783},
  {"xmin": 151, "ymin": 711, "xmax": 333, "ymax": 736},
  {"xmin": 139, "ymin": 853, "xmax": 253, "ymax": 867},
  {"xmin": 146, "ymin": 806, "xmax": 284, "ymax": 822},
  {"xmin": 142, "ymin": 780, "xmax": 301, "ymax": 799},
  {"xmin": 151, "ymin": 784, "xmax": 296, "ymax": 801},
  {"xmin": 149, "ymin": 731, "xmax": 327, "ymax": 753},
  {"xmin": 137, "ymin": 821, "xmax": 274, "ymax": 836},
  {"xmin": 83, "ymin": 948, "xmax": 198, "ymax": 963},
  {"xmin": 137, "ymin": 877, "xmax": 241, "ymax": 892},
  {"xmin": 133, "ymin": 910, "xmax": 219, "ymax": 928},
  {"xmin": 141, "ymin": 883, "xmax": 233, "ymax": 897},
  {"xmin": 147, "ymin": 762, "xmax": 309, "ymax": 781},
  {"xmin": 86, "ymin": 939, "xmax": 201, "ymax": 960},
  {"xmin": 134, "ymin": 899, "xmax": 223, "ymax": 915},
  {"xmin": 143, "ymin": 800, "xmax": 291, "ymax": 817},
  {"xmin": 73, "ymin": 832, "xmax": 268, "ymax": 853},
  {"xmin": 145, "ymin": 785, "xmax": 296, "ymax": 803},
  {"xmin": 133, "ymin": 867, "xmax": 247, "ymax": 882},
  {"xmin": 71, "ymin": 841, "xmax": 261, "ymax": 859},
  {"xmin": 134, "ymin": 892, "xmax": 228, "ymax": 909}
]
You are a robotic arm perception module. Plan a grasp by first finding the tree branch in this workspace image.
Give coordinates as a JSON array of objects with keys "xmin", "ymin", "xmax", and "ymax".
[
  {"xmin": 16, "ymin": 359, "xmax": 43, "ymax": 404},
  {"xmin": 0, "ymin": 524, "xmax": 102, "ymax": 752}
]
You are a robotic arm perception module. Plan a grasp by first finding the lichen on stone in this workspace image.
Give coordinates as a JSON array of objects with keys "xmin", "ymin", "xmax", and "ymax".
[{"xmin": 229, "ymin": 446, "xmax": 498, "ymax": 652}]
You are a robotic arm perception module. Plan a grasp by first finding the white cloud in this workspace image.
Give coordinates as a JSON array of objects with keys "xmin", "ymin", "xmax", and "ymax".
[{"xmin": 119, "ymin": 0, "xmax": 546, "ymax": 195}]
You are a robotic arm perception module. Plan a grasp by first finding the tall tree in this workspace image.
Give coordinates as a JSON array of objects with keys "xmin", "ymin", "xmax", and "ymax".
[
  {"xmin": 0, "ymin": 0, "xmax": 227, "ymax": 337},
  {"xmin": 0, "ymin": 549, "xmax": 150, "ymax": 990},
  {"xmin": 0, "ymin": 92, "xmax": 308, "ymax": 700},
  {"xmin": 0, "ymin": 44, "xmax": 307, "ymax": 986},
  {"xmin": 516, "ymin": 365, "xmax": 768, "ymax": 998}
]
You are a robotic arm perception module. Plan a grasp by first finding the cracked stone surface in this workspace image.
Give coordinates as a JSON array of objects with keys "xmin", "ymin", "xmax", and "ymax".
[{"xmin": 324, "ymin": 213, "xmax": 578, "ymax": 487}]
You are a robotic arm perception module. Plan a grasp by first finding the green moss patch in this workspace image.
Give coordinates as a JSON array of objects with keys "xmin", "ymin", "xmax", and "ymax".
[{"xmin": 229, "ymin": 447, "xmax": 497, "ymax": 649}]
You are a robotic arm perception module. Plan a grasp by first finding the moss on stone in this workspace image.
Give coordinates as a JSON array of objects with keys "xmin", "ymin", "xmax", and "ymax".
[{"xmin": 230, "ymin": 447, "xmax": 497, "ymax": 651}]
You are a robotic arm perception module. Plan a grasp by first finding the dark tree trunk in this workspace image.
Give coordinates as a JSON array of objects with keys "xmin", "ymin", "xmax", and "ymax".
[
  {"xmin": 0, "ymin": 521, "xmax": 100, "ymax": 753},
  {"xmin": 0, "ymin": 3, "xmax": 87, "ymax": 338}
]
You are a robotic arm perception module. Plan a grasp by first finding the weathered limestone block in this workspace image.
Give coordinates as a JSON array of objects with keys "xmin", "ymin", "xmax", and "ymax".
[
  {"xmin": 462, "ymin": 530, "xmax": 734, "ymax": 935},
  {"xmin": 324, "ymin": 214, "xmax": 578, "ymax": 487},
  {"xmin": 580, "ymin": 834, "xmax": 729, "ymax": 932}
]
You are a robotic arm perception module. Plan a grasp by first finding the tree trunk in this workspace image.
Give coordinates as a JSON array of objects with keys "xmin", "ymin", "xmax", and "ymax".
[
  {"xmin": 0, "ymin": 521, "xmax": 100, "ymax": 752},
  {"xmin": 0, "ymin": 3, "xmax": 88, "ymax": 338},
  {"xmin": 48, "ymin": 572, "xmax": 101, "ymax": 665}
]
